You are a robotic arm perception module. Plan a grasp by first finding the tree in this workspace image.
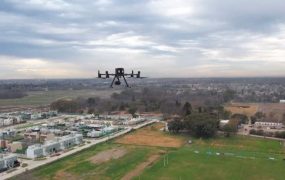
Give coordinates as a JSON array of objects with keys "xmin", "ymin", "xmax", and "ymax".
[
  {"xmin": 231, "ymin": 114, "xmax": 249, "ymax": 124},
  {"xmin": 184, "ymin": 113, "xmax": 218, "ymax": 138},
  {"xmin": 275, "ymin": 131, "xmax": 285, "ymax": 139},
  {"xmin": 223, "ymin": 89, "xmax": 235, "ymax": 102},
  {"xmin": 50, "ymin": 99, "xmax": 80, "ymax": 113},
  {"xmin": 182, "ymin": 102, "xmax": 192, "ymax": 116},
  {"xmin": 168, "ymin": 119, "xmax": 184, "ymax": 133},
  {"xmin": 255, "ymin": 112, "xmax": 265, "ymax": 119},
  {"xmin": 128, "ymin": 106, "xmax": 137, "ymax": 118},
  {"xmin": 222, "ymin": 120, "xmax": 238, "ymax": 137},
  {"xmin": 217, "ymin": 106, "xmax": 231, "ymax": 119},
  {"xmin": 119, "ymin": 103, "xmax": 126, "ymax": 111}
]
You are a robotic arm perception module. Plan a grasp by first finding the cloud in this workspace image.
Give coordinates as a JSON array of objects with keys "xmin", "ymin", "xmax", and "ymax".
[{"xmin": 0, "ymin": 0, "xmax": 285, "ymax": 78}]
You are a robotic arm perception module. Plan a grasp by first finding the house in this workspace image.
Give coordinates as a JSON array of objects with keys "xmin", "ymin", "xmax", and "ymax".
[
  {"xmin": 219, "ymin": 120, "xmax": 230, "ymax": 127},
  {"xmin": 26, "ymin": 144, "xmax": 44, "ymax": 159},
  {"xmin": 123, "ymin": 117, "xmax": 145, "ymax": 125},
  {"xmin": 26, "ymin": 134, "xmax": 83, "ymax": 159},
  {"xmin": 254, "ymin": 122, "xmax": 283, "ymax": 129},
  {"xmin": 42, "ymin": 140, "xmax": 61, "ymax": 155},
  {"xmin": 0, "ymin": 154, "xmax": 19, "ymax": 172},
  {"xmin": 7, "ymin": 142, "xmax": 22, "ymax": 153}
]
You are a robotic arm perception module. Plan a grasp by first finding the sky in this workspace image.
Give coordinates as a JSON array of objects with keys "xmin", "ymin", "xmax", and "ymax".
[{"xmin": 0, "ymin": 0, "xmax": 285, "ymax": 79}]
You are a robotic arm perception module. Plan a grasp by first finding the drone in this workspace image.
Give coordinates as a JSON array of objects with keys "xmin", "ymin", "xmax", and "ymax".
[{"xmin": 98, "ymin": 68, "xmax": 146, "ymax": 88}]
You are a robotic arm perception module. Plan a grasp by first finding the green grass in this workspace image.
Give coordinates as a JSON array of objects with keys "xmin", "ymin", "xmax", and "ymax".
[
  {"xmin": 22, "ymin": 142, "xmax": 154, "ymax": 180},
  {"xmin": 13, "ymin": 130, "xmax": 285, "ymax": 180},
  {"xmin": 0, "ymin": 89, "xmax": 119, "ymax": 106},
  {"xmin": 15, "ymin": 123, "xmax": 41, "ymax": 129},
  {"xmin": 135, "ymin": 136, "xmax": 285, "ymax": 180}
]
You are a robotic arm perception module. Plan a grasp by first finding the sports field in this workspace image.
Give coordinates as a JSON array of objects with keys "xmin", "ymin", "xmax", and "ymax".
[{"xmin": 14, "ymin": 123, "xmax": 285, "ymax": 180}]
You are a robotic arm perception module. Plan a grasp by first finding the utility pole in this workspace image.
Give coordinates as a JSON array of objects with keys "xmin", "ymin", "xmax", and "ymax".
[{"xmin": 166, "ymin": 154, "xmax": 168, "ymax": 165}]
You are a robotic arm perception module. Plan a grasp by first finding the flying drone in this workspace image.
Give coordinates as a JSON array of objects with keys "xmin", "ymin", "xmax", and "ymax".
[{"xmin": 98, "ymin": 68, "xmax": 146, "ymax": 88}]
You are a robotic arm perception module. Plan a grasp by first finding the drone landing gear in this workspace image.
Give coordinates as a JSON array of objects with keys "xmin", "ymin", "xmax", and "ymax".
[{"xmin": 110, "ymin": 75, "xmax": 130, "ymax": 88}]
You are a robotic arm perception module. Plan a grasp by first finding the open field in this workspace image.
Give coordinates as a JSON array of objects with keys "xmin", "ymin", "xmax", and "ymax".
[
  {"xmin": 116, "ymin": 122, "xmax": 185, "ymax": 148},
  {"xmin": 12, "ymin": 123, "xmax": 285, "ymax": 180},
  {"xmin": 225, "ymin": 102, "xmax": 285, "ymax": 121},
  {"xmin": 0, "ymin": 89, "xmax": 119, "ymax": 107},
  {"xmin": 225, "ymin": 103, "xmax": 258, "ymax": 117},
  {"xmin": 14, "ymin": 142, "xmax": 163, "ymax": 180}
]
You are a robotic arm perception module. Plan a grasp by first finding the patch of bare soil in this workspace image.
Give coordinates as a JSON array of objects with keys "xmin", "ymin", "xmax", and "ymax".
[
  {"xmin": 89, "ymin": 147, "xmax": 127, "ymax": 164},
  {"xmin": 121, "ymin": 154, "xmax": 161, "ymax": 180},
  {"xmin": 54, "ymin": 171, "xmax": 79, "ymax": 180},
  {"xmin": 116, "ymin": 123, "xmax": 184, "ymax": 148},
  {"xmin": 225, "ymin": 103, "xmax": 258, "ymax": 117}
]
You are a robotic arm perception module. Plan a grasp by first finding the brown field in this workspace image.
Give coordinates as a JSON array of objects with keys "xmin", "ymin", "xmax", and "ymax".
[
  {"xmin": 122, "ymin": 153, "xmax": 161, "ymax": 180},
  {"xmin": 89, "ymin": 147, "xmax": 127, "ymax": 164},
  {"xmin": 115, "ymin": 122, "xmax": 185, "ymax": 148},
  {"xmin": 225, "ymin": 102, "xmax": 285, "ymax": 121},
  {"xmin": 225, "ymin": 103, "xmax": 258, "ymax": 117}
]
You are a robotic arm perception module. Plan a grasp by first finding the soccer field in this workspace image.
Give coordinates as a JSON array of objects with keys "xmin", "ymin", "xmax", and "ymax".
[
  {"xmin": 14, "ymin": 123, "xmax": 285, "ymax": 180},
  {"xmin": 136, "ymin": 136, "xmax": 285, "ymax": 180}
]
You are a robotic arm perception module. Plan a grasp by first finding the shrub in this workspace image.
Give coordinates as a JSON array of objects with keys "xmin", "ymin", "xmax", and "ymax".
[{"xmin": 275, "ymin": 131, "xmax": 285, "ymax": 139}]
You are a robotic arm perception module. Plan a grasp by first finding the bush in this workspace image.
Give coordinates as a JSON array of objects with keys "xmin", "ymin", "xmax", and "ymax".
[
  {"xmin": 249, "ymin": 129, "xmax": 256, "ymax": 134},
  {"xmin": 249, "ymin": 129, "xmax": 264, "ymax": 136},
  {"xmin": 168, "ymin": 119, "xmax": 184, "ymax": 133},
  {"xmin": 184, "ymin": 113, "xmax": 218, "ymax": 138},
  {"xmin": 275, "ymin": 131, "xmax": 285, "ymax": 139},
  {"xmin": 21, "ymin": 163, "xmax": 28, "ymax": 167},
  {"xmin": 222, "ymin": 120, "xmax": 239, "ymax": 137}
]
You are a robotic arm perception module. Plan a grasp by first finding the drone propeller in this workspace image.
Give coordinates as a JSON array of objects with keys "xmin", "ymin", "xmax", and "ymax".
[
  {"xmin": 98, "ymin": 70, "xmax": 101, "ymax": 78},
  {"xmin": 137, "ymin": 71, "xmax": 141, "ymax": 78},
  {"xmin": 131, "ymin": 70, "xmax": 134, "ymax": 77}
]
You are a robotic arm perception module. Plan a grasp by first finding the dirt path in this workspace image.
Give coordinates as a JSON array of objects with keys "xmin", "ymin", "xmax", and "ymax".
[
  {"xmin": 89, "ymin": 147, "xmax": 127, "ymax": 164},
  {"xmin": 54, "ymin": 171, "xmax": 79, "ymax": 180},
  {"xmin": 121, "ymin": 154, "xmax": 161, "ymax": 180}
]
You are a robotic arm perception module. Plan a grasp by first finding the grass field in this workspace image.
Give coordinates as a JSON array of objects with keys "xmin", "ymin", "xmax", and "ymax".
[
  {"xmin": 224, "ymin": 102, "xmax": 285, "ymax": 121},
  {"xmin": 15, "ymin": 123, "xmax": 285, "ymax": 180},
  {"xmin": 0, "ymin": 89, "xmax": 119, "ymax": 106}
]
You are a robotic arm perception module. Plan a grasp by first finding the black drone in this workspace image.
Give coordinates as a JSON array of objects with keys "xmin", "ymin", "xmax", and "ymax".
[{"xmin": 98, "ymin": 68, "xmax": 146, "ymax": 88}]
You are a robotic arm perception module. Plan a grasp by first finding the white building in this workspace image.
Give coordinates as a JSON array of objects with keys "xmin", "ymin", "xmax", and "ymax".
[
  {"xmin": 26, "ymin": 134, "xmax": 83, "ymax": 159},
  {"xmin": 123, "ymin": 117, "xmax": 145, "ymax": 125},
  {"xmin": 280, "ymin": 100, "xmax": 285, "ymax": 103},
  {"xmin": 219, "ymin": 120, "xmax": 230, "ymax": 127},
  {"xmin": 254, "ymin": 122, "xmax": 283, "ymax": 129},
  {"xmin": 0, "ymin": 154, "xmax": 19, "ymax": 171},
  {"xmin": 42, "ymin": 141, "xmax": 61, "ymax": 155},
  {"xmin": 59, "ymin": 134, "xmax": 83, "ymax": 149},
  {"xmin": 87, "ymin": 130, "xmax": 104, "ymax": 138},
  {"xmin": 86, "ymin": 127, "xmax": 117, "ymax": 138},
  {"xmin": 26, "ymin": 144, "xmax": 44, "ymax": 159},
  {"xmin": 3, "ymin": 118, "xmax": 13, "ymax": 126}
]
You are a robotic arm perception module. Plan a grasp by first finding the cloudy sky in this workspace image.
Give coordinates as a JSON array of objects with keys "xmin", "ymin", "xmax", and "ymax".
[{"xmin": 0, "ymin": 0, "xmax": 285, "ymax": 79}]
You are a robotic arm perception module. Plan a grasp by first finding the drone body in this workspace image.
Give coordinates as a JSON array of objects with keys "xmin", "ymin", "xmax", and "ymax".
[{"xmin": 98, "ymin": 68, "xmax": 145, "ymax": 88}]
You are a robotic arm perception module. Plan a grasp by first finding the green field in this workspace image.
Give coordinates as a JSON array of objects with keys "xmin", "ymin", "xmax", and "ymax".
[
  {"xmin": 15, "ymin": 142, "xmax": 161, "ymax": 180},
  {"xmin": 0, "ymin": 89, "xmax": 119, "ymax": 106},
  {"xmin": 136, "ymin": 136, "xmax": 285, "ymax": 180},
  {"xmin": 14, "ymin": 125, "xmax": 285, "ymax": 180}
]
